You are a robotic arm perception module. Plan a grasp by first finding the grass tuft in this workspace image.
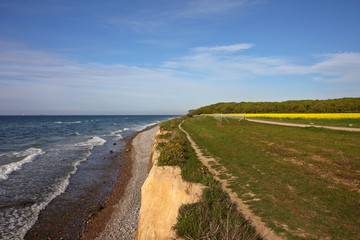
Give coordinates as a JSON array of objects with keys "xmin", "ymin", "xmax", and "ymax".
[{"xmin": 174, "ymin": 183, "xmax": 261, "ymax": 240}]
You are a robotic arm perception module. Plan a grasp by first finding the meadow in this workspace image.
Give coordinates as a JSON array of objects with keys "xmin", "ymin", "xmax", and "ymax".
[
  {"xmin": 182, "ymin": 117, "xmax": 360, "ymax": 239},
  {"xmin": 204, "ymin": 113, "xmax": 360, "ymax": 128},
  {"xmin": 158, "ymin": 118, "xmax": 260, "ymax": 240}
]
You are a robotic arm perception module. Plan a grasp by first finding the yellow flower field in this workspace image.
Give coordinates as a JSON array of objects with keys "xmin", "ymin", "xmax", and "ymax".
[{"xmin": 205, "ymin": 113, "xmax": 360, "ymax": 119}]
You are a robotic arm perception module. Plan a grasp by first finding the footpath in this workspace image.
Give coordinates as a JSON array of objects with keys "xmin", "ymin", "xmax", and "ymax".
[
  {"xmin": 246, "ymin": 119, "xmax": 360, "ymax": 132},
  {"xmin": 178, "ymin": 122, "xmax": 283, "ymax": 240}
]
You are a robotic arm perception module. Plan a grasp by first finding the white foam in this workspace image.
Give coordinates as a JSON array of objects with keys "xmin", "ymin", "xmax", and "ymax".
[
  {"xmin": 68, "ymin": 132, "xmax": 80, "ymax": 136},
  {"xmin": 6, "ymin": 153, "xmax": 90, "ymax": 240},
  {"xmin": 75, "ymin": 136, "xmax": 106, "ymax": 149},
  {"xmin": 88, "ymin": 136, "xmax": 106, "ymax": 146},
  {"xmin": 112, "ymin": 133, "xmax": 123, "ymax": 140},
  {"xmin": 0, "ymin": 148, "xmax": 44, "ymax": 181},
  {"xmin": 107, "ymin": 129, "xmax": 123, "ymax": 140},
  {"xmin": 68, "ymin": 121, "xmax": 81, "ymax": 124},
  {"xmin": 132, "ymin": 122, "xmax": 157, "ymax": 131},
  {"xmin": 54, "ymin": 121, "xmax": 81, "ymax": 124},
  {"xmin": 110, "ymin": 129, "xmax": 123, "ymax": 135}
]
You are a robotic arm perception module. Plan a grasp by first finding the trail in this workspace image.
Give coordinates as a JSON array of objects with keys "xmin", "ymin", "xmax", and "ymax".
[
  {"xmin": 246, "ymin": 118, "xmax": 360, "ymax": 132},
  {"xmin": 179, "ymin": 121, "xmax": 283, "ymax": 240}
]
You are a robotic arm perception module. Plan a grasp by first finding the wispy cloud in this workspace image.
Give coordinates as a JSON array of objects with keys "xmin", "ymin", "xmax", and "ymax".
[
  {"xmin": 1, "ymin": 42, "xmax": 359, "ymax": 114},
  {"xmin": 0, "ymin": 43, "xmax": 210, "ymax": 114},
  {"xmin": 311, "ymin": 52, "xmax": 360, "ymax": 82},
  {"xmin": 163, "ymin": 44, "xmax": 360, "ymax": 83},
  {"xmin": 193, "ymin": 43, "xmax": 255, "ymax": 53},
  {"xmin": 174, "ymin": 0, "xmax": 251, "ymax": 19},
  {"xmin": 103, "ymin": 0, "xmax": 255, "ymax": 32}
]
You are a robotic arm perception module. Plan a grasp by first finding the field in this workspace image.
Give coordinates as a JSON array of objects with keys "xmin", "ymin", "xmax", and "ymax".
[
  {"xmin": 182, "ymin": 117, "xmax": 360, "ymax": 239},
  {"xmin": 203, "ymin": 113, "xmax": 360, "ymax": 128},
  {"xmin": 158, "ymin": 118, "xmax": 260, "ymax": 240}
]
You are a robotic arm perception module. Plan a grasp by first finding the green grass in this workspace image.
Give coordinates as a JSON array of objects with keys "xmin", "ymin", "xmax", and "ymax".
[
  {"xmin": 182, "ymin": 117, "xmax": 360, "ymax": 239},
  {"xmin": 157, "ymin": 133, "xmax": 172, "ymax": 139},
  {"xmin": 247, "ymin": 117, "xmax": 360, "ymax": 128},
  {"xmin": 157, "ymin": 129, "xmax": 213, "ymax": 185},
  {"xmin": 174, "ymin": 183, "xmax": 261, "ymax": 240},
  {"xmin": 159, "ymin": 118, "xmax": 183, "ymax": 131},
  {"xmin": 157, "ymin": 118, "xmax": 260, "ymax": 239}
]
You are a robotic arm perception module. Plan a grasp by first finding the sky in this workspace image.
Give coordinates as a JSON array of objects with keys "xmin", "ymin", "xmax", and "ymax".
[{"xmin": 0, "ymin": 0, "xmax": 359, "ymax": 115}]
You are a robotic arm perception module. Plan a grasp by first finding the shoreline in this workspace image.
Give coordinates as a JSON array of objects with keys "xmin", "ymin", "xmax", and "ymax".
[
  {"xmin": 24, "ymin": 124, "xmax": 158, "ymax": 240},
  {"xmin": 82, "ymin": 125, "xmax": 159, "ymax": 239}
]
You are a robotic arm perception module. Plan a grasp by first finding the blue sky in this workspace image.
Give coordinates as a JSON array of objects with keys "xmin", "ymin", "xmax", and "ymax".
[{"xmin": 0, "ymin": 0, "xmax": 359, "ymax": 115}]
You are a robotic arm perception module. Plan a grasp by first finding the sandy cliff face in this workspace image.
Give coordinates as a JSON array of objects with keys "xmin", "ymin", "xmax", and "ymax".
[{"xmin": 136, "ymin": 131, "xmax": 204, "ymax": 240}]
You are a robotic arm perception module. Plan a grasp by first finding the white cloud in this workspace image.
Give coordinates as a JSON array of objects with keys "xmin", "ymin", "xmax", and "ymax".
[
  {"xmin": 103, "ymin": 0, "xmax": 256, "ymax": 32},
  {"xmin": 1, "ymin": 42, "xmax": 359, "ymax": 114},
  {"xmin": 311, "ymin": 52, "xmax": 360, "ymax": 82},
  {"xmin": 163, "ymin": 44, "xmax": 360, "ymax": 83},
  {"xmin": 0, "ymin": 44, "xmax": 203, "ymax": 114},
  {"xmin": 193, "ymin": 43, "xmax": 255, "ymax": 53}
]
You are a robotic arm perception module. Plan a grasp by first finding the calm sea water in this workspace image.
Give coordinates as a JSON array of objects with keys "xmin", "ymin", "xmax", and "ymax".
[{"xmin": 0, "ymin": 115, "xmax": 175, "ymax": 240}]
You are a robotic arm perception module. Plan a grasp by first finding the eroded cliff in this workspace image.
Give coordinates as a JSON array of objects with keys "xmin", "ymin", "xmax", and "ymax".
[{"xmin": 135, "ymin": 130, "xmax": 204, "ymax": 240}]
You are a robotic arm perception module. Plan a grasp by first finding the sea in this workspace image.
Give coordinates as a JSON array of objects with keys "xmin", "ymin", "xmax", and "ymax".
[{"xmin": 0, "ymin": 115, "xmax": 176, "ymax": 240}]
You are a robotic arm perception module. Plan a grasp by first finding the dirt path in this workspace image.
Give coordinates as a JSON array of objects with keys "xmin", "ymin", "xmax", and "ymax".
[
  {"xmin": 246, "ymin": 119, "xmax": 360, "ymax": 132},
  {"xmin": 178, "ymin": 122, "xmax": 283, "ymax": 240}
]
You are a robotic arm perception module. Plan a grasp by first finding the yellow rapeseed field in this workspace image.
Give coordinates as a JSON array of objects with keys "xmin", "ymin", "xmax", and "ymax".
[{"xmin": 205, "ymin": 113, "xmax": 360, "ymax": 119}]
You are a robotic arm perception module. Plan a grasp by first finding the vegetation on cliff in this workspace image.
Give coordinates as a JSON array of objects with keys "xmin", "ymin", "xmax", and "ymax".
[{"xmin": 158, "ymin": 118, "xmax": 260, "ymax": 239}]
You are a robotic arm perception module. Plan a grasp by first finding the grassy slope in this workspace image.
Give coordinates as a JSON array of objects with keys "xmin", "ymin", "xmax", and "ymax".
[
  {"xmin": 182, "ymin": 117, "xmax": 360, "ymax": 239},
  {"xmin": 158, "ymin": 118, "xmax": 260, "ymax": 240}
]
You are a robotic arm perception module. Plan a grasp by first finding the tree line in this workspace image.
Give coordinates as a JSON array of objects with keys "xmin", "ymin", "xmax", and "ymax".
[{"xmin": 190, "ymin": 98, "xmax": 360, "ymax": 115}]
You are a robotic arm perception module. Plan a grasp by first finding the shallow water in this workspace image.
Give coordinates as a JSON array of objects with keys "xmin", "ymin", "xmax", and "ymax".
[{"xmin": 0, "ymin": 115, "xmax": 175, "ymax": 239}]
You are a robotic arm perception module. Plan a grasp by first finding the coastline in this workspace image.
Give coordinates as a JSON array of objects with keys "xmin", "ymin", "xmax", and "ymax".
[
  {"xmin": 82, "ymin": 125, "xmax": 159, "ymax": 239},
  {"xmin": 24, "ymin": 124, "xmax": 159, "ymax": 240}
]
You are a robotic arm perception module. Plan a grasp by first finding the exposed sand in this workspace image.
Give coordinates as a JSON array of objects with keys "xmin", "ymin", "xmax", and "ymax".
[{"xmin": 85, "ymin": 126, "xmax": 159, "ymax": 240}]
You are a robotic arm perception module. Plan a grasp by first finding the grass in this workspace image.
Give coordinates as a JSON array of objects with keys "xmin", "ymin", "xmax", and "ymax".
[
  {"xmin": 157, "ymin": 118, "xmax": 260, "ymax": 239},
  {"xmin": 246, "ymin": 117, "xmax": 360, "ymax": 128},
  {"xmin": 174, "ymin": 184, "xmax": 261, "ymax": 240},
  {"xmin": 158, "ymin": 120, "xmax": 213, "ymax": 185},
  {"xmin": 182, "ymin": 117, "xmax": 360, "ymax": 239}
]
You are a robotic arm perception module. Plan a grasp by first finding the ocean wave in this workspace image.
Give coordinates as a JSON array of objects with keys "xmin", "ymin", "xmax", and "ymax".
[
  {"xmin": 110, "ymin": 129, "xmax": 123, "ymax": 135},
  {"xmin": 0, "ymin": 148, "xmax": 44, "ymax": 181},
  {"xmin": 54, "ymin": 121, "xmax": 81, "ymax": 124},
  {"xmin": 107, "ymin": 129, "xmax": 123, "ymax": 140},
  {"xmin": 75, "ymin": 136, "xmax": 106, "ymax": 149},
  {"xmin": 67, "ymin": 132, "xmax": 80, "ymax": 136},
  {"xmin": 3, "ymin": 153, "xmax": 90, "ymax": 240},
  {"xmin": 132, "ymin": 122, "xmax": 158, "ymax": 131}
]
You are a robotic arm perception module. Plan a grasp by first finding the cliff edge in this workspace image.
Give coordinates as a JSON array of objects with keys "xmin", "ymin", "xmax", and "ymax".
[{"xmin": 135, "ymin": 130, "xmax": 204, "ymax": 240}]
